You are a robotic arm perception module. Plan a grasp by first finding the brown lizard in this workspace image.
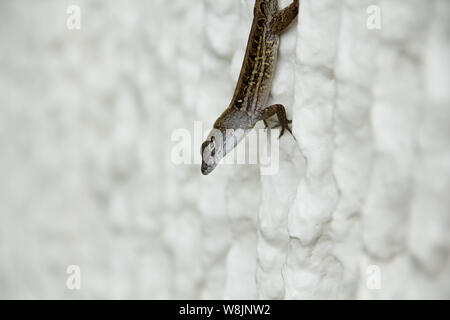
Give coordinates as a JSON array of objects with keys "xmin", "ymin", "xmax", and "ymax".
[{"xmin": 201, "ymin": 0, "xmax": 299, "ymax": 175}]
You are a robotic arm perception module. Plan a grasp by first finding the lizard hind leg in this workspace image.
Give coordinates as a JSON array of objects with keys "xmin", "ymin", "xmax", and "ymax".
[
  {"xmin": 271, "ymin": 0, "xmax": 299, "ymax": 34},
  {"xmin": 259, "ymin": 104, "xmax": 295, "ymax": 139}
]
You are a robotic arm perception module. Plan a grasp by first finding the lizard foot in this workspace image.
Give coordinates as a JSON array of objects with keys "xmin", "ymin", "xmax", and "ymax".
[
  {"xmin": 260, "ymin": 104, "xmax": 295, "ymax": 140},
  {"xmin": 278, "ymin": 119, "xmax": 295, "ymax": 140},
  {"xmin": 270, "ymin": 120, "xmax": 294, "ymax": 139}
]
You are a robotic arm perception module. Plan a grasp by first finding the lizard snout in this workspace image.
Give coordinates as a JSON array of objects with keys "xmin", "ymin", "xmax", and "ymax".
[{"xmin": 201, "ymin": 160, "xmax": 215, "ymax": 175}]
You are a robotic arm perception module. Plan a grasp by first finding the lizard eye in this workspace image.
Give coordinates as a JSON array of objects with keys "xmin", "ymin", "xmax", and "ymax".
[
  {"xmin": 208, "ymin": 136, "xmax": 216, "ymax": 150},
  {"xmin": 208, "ymin": 138, "xmax": 216, "ymax": 156}
]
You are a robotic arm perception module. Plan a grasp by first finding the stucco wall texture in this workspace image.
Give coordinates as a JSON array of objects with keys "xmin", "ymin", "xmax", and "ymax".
[{"xmin": 0, "ymin": 0, "xmax": 448, "ymax": 299}]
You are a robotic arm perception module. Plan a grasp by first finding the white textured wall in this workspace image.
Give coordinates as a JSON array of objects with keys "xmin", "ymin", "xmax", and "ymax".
[{"xmin": 0, "ymin": 0, "xmax": 448, "ymax": 299}]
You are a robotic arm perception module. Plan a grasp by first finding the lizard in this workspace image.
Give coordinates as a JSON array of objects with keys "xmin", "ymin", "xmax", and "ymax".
[{"xmin": 201, "ymin": 0, "xmax": 299, "ymax": 175}]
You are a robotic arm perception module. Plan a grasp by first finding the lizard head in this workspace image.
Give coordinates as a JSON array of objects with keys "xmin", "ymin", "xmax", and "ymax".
[
  {"xmin": 201, "ymin": 128, "xmax": 224, "ymax": 175},
  {"xmin": 200, "ymin": 127, "xmax": 245, "ymax": 175}
]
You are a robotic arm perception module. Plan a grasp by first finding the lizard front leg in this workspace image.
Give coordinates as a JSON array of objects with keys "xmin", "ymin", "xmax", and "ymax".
[
  {"xmin": 271, "ymin": 0, "xmax": 299, "ymax": 34},
  {"xmin": 258, "ymin": 104, "xmax": 294, "ymax": 139}
]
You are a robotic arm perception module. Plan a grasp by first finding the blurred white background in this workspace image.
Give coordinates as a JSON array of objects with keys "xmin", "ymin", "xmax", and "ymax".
[{"xmin": 0, "ymin": 0, "xmax": 449, "ymax": 299}]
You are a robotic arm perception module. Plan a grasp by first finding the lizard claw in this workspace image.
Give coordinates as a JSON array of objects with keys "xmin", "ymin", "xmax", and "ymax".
[
  {"xmin": 278, "ymin": 121, "xmax": 295, "ymax": 140},
  {"xmin": 260, "ymin": 105, "xmax": 295, "ymax": 140}
]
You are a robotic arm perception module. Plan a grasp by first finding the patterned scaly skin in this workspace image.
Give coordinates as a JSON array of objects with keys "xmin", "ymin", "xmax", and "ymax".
[{"xmin": 201, "ymin": 0, "xmax": 299, "ymax": 175}]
